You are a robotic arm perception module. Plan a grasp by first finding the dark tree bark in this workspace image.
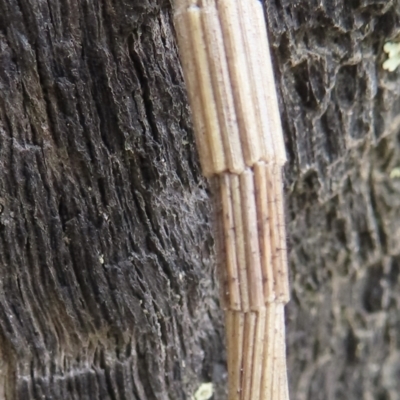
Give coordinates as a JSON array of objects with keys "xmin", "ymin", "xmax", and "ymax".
[{"xmin": 0, "ymin": 0, "xmax": 399, "ymax": 399}]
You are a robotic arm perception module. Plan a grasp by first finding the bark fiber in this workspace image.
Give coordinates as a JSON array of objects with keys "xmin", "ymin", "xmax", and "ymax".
[{"xmin": 0, "ymin": 0, "xmax": 400, "ymax": 399}]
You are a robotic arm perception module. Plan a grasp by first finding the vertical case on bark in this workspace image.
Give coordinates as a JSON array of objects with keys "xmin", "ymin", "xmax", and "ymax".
[{"xmin": 173, "ymin": 1, "xmax": 290, "ymax": 399}]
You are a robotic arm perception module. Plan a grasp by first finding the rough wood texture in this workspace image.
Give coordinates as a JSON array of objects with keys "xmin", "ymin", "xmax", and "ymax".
[
  {"xmin": 0, "ymin": 0, "xmax": 400, "ymax": 399},
  {"xmin": 0, "ymin": 1, "xmax": 223, "ymax": 399}
]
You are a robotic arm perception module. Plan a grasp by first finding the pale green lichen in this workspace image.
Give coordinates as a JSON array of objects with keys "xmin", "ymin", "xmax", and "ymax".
[
  {"xmin": 383, "ymin": 42, "xmax": 400, "ymax": 72},
  {"xmin": 390, "ymin": 167, "xmax": 400, "ymax": 179},
  {"xmin": 193, "ymin": 383, "xmax": 213, "ymax": 400}
]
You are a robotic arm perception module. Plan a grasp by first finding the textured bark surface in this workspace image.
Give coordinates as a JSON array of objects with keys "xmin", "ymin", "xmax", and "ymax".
[{"xmin": 0, "ymin": 0, "xmax": 400, "ymax": 399}]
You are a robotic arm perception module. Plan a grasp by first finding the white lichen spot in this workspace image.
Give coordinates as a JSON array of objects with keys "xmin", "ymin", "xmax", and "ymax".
[
  {"xmin": 99, "ymin": 254, "xmax": 104, "ymax": 264},
  {"xmin": 390, "ymin": 167, "xmax": 400, "ymax": 179},
  {"xmin": 383, "ymin": 42, "xmax": 400, "ymax": 72},
  {"xmin": 193, "ymin": 383, "xmax": 213, "ymax": 400}
]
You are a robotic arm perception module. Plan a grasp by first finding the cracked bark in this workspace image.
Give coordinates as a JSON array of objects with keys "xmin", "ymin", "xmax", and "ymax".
[{"xmin": 0, "ymin": 0, "xmax": 400, "ymax": 399}]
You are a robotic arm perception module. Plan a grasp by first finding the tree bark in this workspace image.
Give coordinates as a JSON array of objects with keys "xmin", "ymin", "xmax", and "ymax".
[{"xmin": 0, "ymin": 0, "xmax": 399, "ymax": 399}]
